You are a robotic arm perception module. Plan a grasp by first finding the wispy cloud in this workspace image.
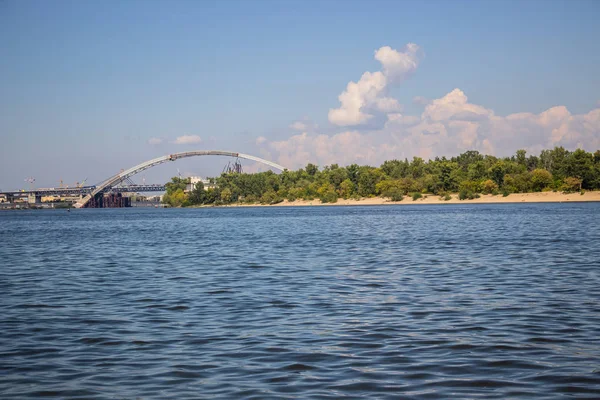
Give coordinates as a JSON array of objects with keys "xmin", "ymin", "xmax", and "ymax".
[
  {"xmin": 173, "ymin": 135, "xmax": 202, "ymax": 145},
  {"xmin": 147, "ymin": 137, "xmax": 163, "ymax": 145},
  {"xmin": 289, "ymin": 121, "xmax": 307, "ymax": 131}
]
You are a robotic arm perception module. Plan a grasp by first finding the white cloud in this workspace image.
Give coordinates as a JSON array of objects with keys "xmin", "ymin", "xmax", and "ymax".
[
  {"xmin": 289, "ymin": 121, "xmax": 307, "ymax": 131},
  {"xmin": 258, "ymin": 45, "xmax": 600, "ymax": 169},
  {"xmin": 264, "ymin": 89, "xmax": 600, "ymax": 170},
  {"xmin": 148, "ymin": 137, "xmax": 163, "ymax": 145},
  {"xmin": 255, "ymin": 136, "xmax": 267, "ymax": 144},
  {"xmin": 173, "ymin": 135, "xmax": 202, "ymax": 145},
  {"xmin": 422, "ymin": 89, "xmax": 493, "ymax": 122},
  {"xmin": 413, "ymin": 96, "xmax": 430, "ymax": 106},
  {"xmin": 328, "ymin": 44, "xmax": 420, "ymax": 126}
]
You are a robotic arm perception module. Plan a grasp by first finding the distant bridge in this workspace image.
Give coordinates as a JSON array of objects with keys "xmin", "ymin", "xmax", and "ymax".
[
  {"xmin": 72, "ymin": 151, "xmax": 286, "ymax": 208},
  {"xmin": 0, "ymin": 184, "xmax": 166, "ymax": 197}
]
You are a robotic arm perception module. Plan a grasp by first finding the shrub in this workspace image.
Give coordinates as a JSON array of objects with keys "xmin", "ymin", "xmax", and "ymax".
[
  {"xmin": 481, "ymin": 179, "xmax": 499, "ymax": 194},
  {"xmin": 389, "ymin": 190, "xmax": 404, "ymax": 202},
  {"xmin": 443, "ymin": 194, "xmax": 452, "ymax": 201},
  {"xmin": 502, "ymin": 189, "xmax": 510, "ymax": 197},
  {"xmin": 412, "ymin": 192, "xmax": 423, "ymax": 201},
  {"xmin": 561, "ymin": 177, "xmax": 582, "ymax": 193},
  {"xmin": 459, "ymin": 190, "xmax": 480, "ymax": 200},
  {"xmin": 260, "ymin": 190, "xmax": 281, "ymax": 204}
]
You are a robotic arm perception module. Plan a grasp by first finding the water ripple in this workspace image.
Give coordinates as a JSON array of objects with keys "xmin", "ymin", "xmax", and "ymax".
[{"xmin": 1, "ymin": 204, "xmax": 600, "ymax": 398}]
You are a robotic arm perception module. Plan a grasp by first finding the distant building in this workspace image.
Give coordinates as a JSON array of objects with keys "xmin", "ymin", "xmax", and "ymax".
[{"xmin": 185, "ymin": 176, "xmax": 216, "ymax": 192}]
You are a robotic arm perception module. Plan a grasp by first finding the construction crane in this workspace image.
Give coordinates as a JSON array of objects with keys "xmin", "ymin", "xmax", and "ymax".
[
  {"xmin": 24, "ymin": 177, "xmax": 35, "ymax": 190},
  {"xmin": 76, "ymin": 178, "xmax": 88, "ymax": 188}
]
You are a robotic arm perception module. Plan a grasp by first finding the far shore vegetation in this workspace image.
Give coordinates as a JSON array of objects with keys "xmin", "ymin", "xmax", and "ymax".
[{"xmin": 162, "ymin": 147, "xmax": 600, "ymax": 207}]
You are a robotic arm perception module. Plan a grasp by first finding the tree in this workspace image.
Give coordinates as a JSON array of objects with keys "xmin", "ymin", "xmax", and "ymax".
[
  {"xmin": 515, "ymin": 149, "xmax": 527, "ymax": 167},
  {"xmin": 467, "ymin": 161, "xmax": 487, "ymax": 181},
  {"xmin": 165, "ymin": 177, "xmax": 189, "ymax": 194},
  {"xmin": 163, "ymin": 177, "xmax": 190, "ymax": 207},
  {"xmin": 409, "ymin": 157, "xmax": 425, "ymax": 178},
  {"xmin": 220, "ymin": 187, "xmax": 233, "ymax": 203},
  {"xmin": 376, "ymin": 179, "xmax": 404, "ymax": 201},
  {"xmin": 346, "ymin": 164, "xmax": 360, "ymax": 185},
  {"xmin": 317, "ymin": 183, "xmax": 338, "ymax": 203},
  {"xmin": 481, "ymin": 179, "xmax": 499, "ymax": 194},
  {"xmin": 305, "ymin": 163, "xmax": 319, "ymax": 177},
  {"xmin": 357, "ymin": 167, "xmax": 383, "ymax": 197},
  {"xmin": 504, "ymin": 173, "xmax": 531, "ymax": 193},
  {"xmin": 565, "ymin": 148, "xmax": 594, "ymax": 188},
  {"xmin": 489, "ymin": 161, "xmax": 509, "ymax": 186},
  {"xmin": 338, "ymin": 179, "xmax": 355, "ymax": 199},
  {"xmin": 530, "ymin": 169, "xmax": 553, "ymax": 191},
  {"xmin": 561, "ymin": 177, "xmax": 582, "ymax": 193},
  {"xmin": 164, "ymin": 188, "xmax": 187, "ymax": 207},
  {"xmin": 260, "ymin": 190, "xmax": 282, "ymax": 204},
  {"xmin": 381, "ymin": 159, "xmax": 409, "ymax": 179},
  {"xmin": 188, "ymin": 182, "xmax": 205, "ymax": 204}
]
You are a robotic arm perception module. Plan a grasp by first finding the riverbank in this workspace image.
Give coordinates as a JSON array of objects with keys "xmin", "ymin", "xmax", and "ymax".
[{"xmin": 224, "ymin": 190, "xmax": 600, "ymax": 207}]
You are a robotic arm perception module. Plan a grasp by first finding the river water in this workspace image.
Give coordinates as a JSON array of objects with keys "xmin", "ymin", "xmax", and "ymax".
[{"xmin": 1, "ymin": 204, "xmax": 599, "ymax": 399}]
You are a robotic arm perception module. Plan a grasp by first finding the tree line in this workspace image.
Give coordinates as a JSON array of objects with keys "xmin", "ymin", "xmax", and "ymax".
[{"xmin": 161, "ymin": 147, "xmax": 600, "ymax": 206}]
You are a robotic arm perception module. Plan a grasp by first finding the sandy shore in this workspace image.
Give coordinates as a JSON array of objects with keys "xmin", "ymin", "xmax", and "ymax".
[{"xmin": 229, "ymin": 190, "xmax": 600, "ymax": 207}]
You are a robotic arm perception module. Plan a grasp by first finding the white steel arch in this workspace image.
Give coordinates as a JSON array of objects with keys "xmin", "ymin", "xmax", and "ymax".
[{"xmin": 73, "ymin": 151, "xmax": 286, "ymax": 208}]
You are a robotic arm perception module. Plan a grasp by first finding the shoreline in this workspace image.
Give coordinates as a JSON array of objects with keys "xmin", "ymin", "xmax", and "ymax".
[
  {"xmin": 2, "ymin": 191, "xmax": 599, "ymax": 210},
  {"xmin": 221, "ymin": 190, "xmax": 600, "ymax": 207}
]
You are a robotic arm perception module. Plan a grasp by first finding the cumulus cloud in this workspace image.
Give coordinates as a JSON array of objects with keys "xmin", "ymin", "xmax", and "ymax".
[
  {"xmin": 173, "ymin": 135, "xmax": 202, "ymax": 145},
  {"xmin": 147, "ymin": 137, "xmax": 163, "ymax": 145},
  {"xmin": 328, "ymin": 44, "xmax": 420, "ymax": 126},
  {"xmin": 256, "ymin": 44, "xmax": 600, "ymax": 170},
  {"xmin": 422, "ymin": 89, "xmax": 493, "ymax": 122},
  {"xmin": 259, "ymin": 88, "xmax": 600, "ymax": 170}
]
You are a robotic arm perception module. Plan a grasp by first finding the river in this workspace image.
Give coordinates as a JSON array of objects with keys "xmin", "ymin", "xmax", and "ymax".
[{"xmin": 1, "ymin": 204, "xmax": 599, "ymax": 398}]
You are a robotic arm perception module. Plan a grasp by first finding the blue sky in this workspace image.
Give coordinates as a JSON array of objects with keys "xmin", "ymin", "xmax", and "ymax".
[{"xmin": 1, "ymin": 0, "xmax": 599, "ymax": 189}]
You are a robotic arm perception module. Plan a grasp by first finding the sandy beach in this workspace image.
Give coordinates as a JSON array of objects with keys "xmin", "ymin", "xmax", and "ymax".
[{"xmin": 232, "ymin": 190, "xmax": 600, "ymax": 207}]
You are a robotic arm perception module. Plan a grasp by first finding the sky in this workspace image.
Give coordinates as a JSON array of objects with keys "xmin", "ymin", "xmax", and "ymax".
[{"xmin": 1, "ymin": 0, "xmax": 599, "ymax": 189}]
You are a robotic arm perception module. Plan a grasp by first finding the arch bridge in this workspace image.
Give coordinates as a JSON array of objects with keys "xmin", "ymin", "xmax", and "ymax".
[{"xmin": 74, "ymin": 151, "xmax": 286, "ymax": 208}]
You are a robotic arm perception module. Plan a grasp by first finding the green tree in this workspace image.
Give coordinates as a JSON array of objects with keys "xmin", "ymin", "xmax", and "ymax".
[
  {"xmin": 376, "ymin": 179, "xmax": 404, "ymax": 201},
  {"xmin": 481, "ymin": 179, "xmax": 499, "ymax": 194},
  {"xmin": 164, "ymin": 188, "xmax": 187, "ymax": 207},
  {"xmin": 220, "ymin": 187, "xmax": 233, "ymax": 203},
  {"xmin": 489, "ymin": 161, "xmax": 509, "ymax": 186},
  {"xmin": 561, "ymin": 177, "xmax": 582, "ymax": 193},
  {"xmin": 188, "ymin": 182, "xmax": 205, "ymax": 204},
  {"xmin": 530, "ymin": 169, "xmax": 553, "ymax": 191},
  {"xmin": 515, "ymin": 149, "xmax": 527, "ymax": 167},
  {"xmin": 357, "ymin": 167, "xmax": 383, "ymax": 197},
  {"xmin": 380, "ymin": 159, "xmax": 409, "ymax": 179},
  {"xmin": 317, "ymin": 183, "xmax": 338, "ymax": 203},
  {"xmin": 305, "ymin": 163, "xmax": 319, "ymax": 177},
  {"xmin": 165, "ymin": 177, "xmax": 189, "ymax": 194},
  {"xmin": 338, "ymin": 179, "xmax": 356, "ymax": 199},
  {"xmin": 565, "ymin": 148, "xmax": 594, "ymax": 188}
]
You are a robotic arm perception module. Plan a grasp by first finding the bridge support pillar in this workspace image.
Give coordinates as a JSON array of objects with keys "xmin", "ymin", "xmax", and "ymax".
[{"xmin": 28, "ymin": 194, "xmax": 41, "ymax": 204}]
